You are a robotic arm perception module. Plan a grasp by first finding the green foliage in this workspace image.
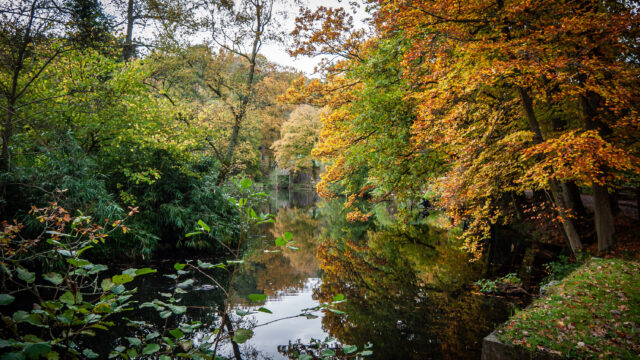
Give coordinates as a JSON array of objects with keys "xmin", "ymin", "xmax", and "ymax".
[
  {"xmin": 0, "ymin": 205, "xmax": 148, "ymax": 359},
  {"xmin": 474, "ymin": 273, "xmax": 522, "ymax": 294},
  {"xmin": 543, "ymin": 254, "xmax": 587, "ymax": 283}
]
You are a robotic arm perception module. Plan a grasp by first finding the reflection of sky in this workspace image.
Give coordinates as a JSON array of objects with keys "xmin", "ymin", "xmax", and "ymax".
[{"xmin": 221, "ymin": 278, "xmax": 328, "ymax": 360}]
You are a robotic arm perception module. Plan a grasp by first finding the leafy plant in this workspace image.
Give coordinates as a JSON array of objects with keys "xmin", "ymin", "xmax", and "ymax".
[{"xmin": 0, "ymin": 204, "xmax": 153, "ymax": 359}]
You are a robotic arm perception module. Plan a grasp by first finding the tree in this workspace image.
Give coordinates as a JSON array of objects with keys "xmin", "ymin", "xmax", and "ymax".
[
  {"xmin": 65, "ymin": 0, "xmax": 114, "ymax": 50},
  {"xmin": 201, "ymin": 0, "xmax": 288, "ymax": 185},
  {"xmin": 106, "ymin": 0, "xmax": 201, "ymax": 60},
  {"xmin": 0, "ymin": 0, "xmax": 69, "ymax": 174},
  {"xmin": 286, "ymin": 0, "xmax": 640, "ymax": 255},
  {"xmin": 271, "ymin": 104, "xmax": 321, "ymax": 176}
]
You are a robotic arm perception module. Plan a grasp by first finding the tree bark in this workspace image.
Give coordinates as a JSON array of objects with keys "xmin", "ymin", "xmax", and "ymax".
[
  {"xmin": 593, "ymin": 182, "xmax": 615, "ymax": 252},
  {"xmin": 518, "ymin": 86, "xmax": 583, "ymax": 253},
  {"xmin": 214, "ymin": 3, "xmax": 263, "ymax": 186},
  {"xmin": 561, "ymin": 181, "xmax": 586, "ymax": 218},
  {"xmin": 123, "ymin": 0, "xmax": 135, "ymax": 60},
  {"xmin": 581, "ymin": 92, "xmax": 616, "ymax": 252},
  {"xmin": 1, "ymin": 101, "xmax": 14, "ymax": 172},
  {"xmin": 550, "ymin": 180, "xmax": 583, "ymax": 253}
]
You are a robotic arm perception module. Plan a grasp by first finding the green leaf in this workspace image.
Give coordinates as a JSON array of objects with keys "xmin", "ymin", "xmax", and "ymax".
[
  {"xmin": 1, "ymin": 352, "xmax": 26, "ymax": 360},
  {"xmin": 248, "ymin": 293, "xmax": 267, "ymax": 302},
  {"xmin": 185, "ymin": 232, "xmax": 202, "ymax": 237},
  {"xmin": 159, "ymin": 310, "xmax": 172, "ymax": 319},
  {"xmin": 0, "ymin": 339, "xmax": 12, "ymax": 348},
  {"xmin": 173, "ymin": 263, "xmax": 185, "ymax": 271},
  {"xmin": 275, "ymin": 237, "xmax": 286, "ymax": 247},
  {"xmin": 101, "ymin": 279, "xmax": 115, "ymax": 292},
  {"xmin": 13, "ymin": 311, "xmax": 43, "ymax": 327},
  {"xmin": 197, "ymin": 260, "xmax": 213, "ymax": 269},
  {"xmin": 23, "ymin": 342, "xmax": 51, "ymax": 358},
  {"xmin": 240, "ymin": 178, "xmax": 252, "ymax": 189},
  {"xmin": 76, "ymin": 245, "xmax": 93, "ymax": 257},
  {"xmin": 298, "ymin": 355, "xmax": 313, "ymax": 360},
  {"xmin": 169, "ymin": 328, "xmax": 184, "ymax": 339},
  {"xmin": 122, "ymin": 268, "xmax": 137, "ymax": 276},
  {"xmin": 145, "ymin": 332, "xmax": 160, "ymax": 341},
  {"xmin": 360, "ymin": 350, "xmax": 373, "ymax": 356},
  {"xmin": 60, "ymin": 291, "xmax": 76, "ymax": 305},
  {"xmin": 0, "ymin": 294, "xmax": 15, "ymax": 306},
  {"xmin": 257, "ymin": 307, "xmax": 272, "ymax": 314},
  {"xmin": 82, "ymin": 348, "xmax": 99, "ymax": 359},
  {"xmin": 135, "ymin": 268, "xmax": 156, "ymax": 276},
  {"xmin": 17, "ymin": 267, "xmax": 35, "ymax": 284},
  {"xmin": 328, "ymin": 308, "xmax": 345, "ymax": 315},
  {"xmin": 235, "ymin": 310, "xmax": 251, "ymax": 316},
  {"xmin": 126, "ymin": 348, "xmax": 138, "ymax": 358},
  {"xmin": 43, "ymin": 272, "xmax": 63, "ymax": 285},
  {"xmin": 142, "ymin": 344, "xmax": 160, "ymax": 355},
  {"xmin": 177, "ymin": 279, "xmax": 194, "ymax": 288},
  {"xmin": 168, "ymin": 304, "xmax": 186, "ymax": 315},
  {"xmin": 343, "ymin": 345, "xmax": 357, "ymax": 354},
  {"xmin": 197, "ymin": 220, "xmax": 210, "ymax": 233},
  {"xmin": 112, "ymin": 274, "xmax": 134, "ymax": 285},
  {"xmin": 226, "ymin": 260, "xmax": 244, "ymax": 264},
  {"xmin": 332, "ymin": 294, "xmax": 345, "ymax": 302},
  {"xmin": 126, "ymin": 337, "xmax": 141, "ymax": 346},
  {"xmin": 56, "ymin": 249, "xmax": 71, "ymax": 257},
  {"xmin": 321, "ymin": 349, "xmax": 335, "ymax": 357},
  {"xmin": 284, "ymin": 232, "xmax": 293, "ymax": 241},
  {"xmin": 232, "ymin": 329, "xmax": 254, "ymax": 344}
]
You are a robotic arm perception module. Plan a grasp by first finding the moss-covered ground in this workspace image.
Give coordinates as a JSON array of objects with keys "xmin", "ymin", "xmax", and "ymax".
[{"xmin": 497, "ymin": 258, "xmax": 639, "ymax": 359}]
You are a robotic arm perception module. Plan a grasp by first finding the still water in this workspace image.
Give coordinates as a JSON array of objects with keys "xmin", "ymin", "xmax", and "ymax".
[{"xmin": 98, "ymin": 190, "xmax": 514, "ymax": 359}]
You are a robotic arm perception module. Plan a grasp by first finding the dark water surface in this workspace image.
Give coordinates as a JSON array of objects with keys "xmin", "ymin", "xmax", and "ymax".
[{"xmin": 95, "ymin": 190, "xmax": 515, "ymax": 359}]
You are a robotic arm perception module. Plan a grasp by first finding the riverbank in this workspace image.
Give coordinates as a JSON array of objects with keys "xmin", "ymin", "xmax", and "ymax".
[{"xmin": 486, "ymin": 258, "xmax": 639, "ymax": 359}]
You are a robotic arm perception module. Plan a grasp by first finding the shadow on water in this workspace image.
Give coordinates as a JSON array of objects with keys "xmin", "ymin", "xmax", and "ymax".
[{"xmin": 91, "ymin": 190, "xmax": 515, "ymax": 359}]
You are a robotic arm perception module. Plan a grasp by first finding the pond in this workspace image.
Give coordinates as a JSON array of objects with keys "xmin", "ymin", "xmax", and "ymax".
[{"xmin": 93, "ymin": 189, "xmax": 516, "ymax": 360}]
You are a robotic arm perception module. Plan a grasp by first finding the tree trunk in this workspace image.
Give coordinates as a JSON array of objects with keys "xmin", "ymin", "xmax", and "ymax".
[
  {"xmin": 1, "ymin": 101, "xmax": 14, "ymax": 172},
  {"xmin": 636, "ymin": 187, "xmax": 640, "ymax": 221},
  {"xmin": 223, "ymin": 316, "xmax": 242, "ymax": 360},
  {"xmin": 581, "ymin": 92, "xmax": 616, "ymax": 252},
  {"xmin": 550, "ymin": 180, "xmax": 583, "ymax": 253},
  {"xmin": 561, "ymin": 181, "xmax": 586, "ymax": 218},
  {"xmin": 123, "ymin": 0, "xmax": 135, "ymax": 60},
  {"xmin": 609, "ymin": 190, "xmax": 621, "ymax": 216},
  {"xmin": 593, "ymin": 182, "xmax": 615, "ymax": 252},
  {"xmin": 518, "ymin": 86, "xmax": 583, "ymax": 253}
]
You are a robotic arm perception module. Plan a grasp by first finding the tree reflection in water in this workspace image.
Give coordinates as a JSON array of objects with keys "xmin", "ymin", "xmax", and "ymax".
[
  {"xmin": 313, "ymin": 199, "xmax": 514, "ymax": 360},
  {"xmin": 91, "ymin": 192, "xmax": 513, "ymax": 360}
]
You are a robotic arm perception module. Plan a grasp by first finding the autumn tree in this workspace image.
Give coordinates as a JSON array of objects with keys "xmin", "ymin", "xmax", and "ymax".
[
  {"xmin": 375, "ymin": 0, "xmax": 640, "ymax": 253},
  {"xmin": 287, "ymin": 0, "xmax": 640, "ymax": 255},
  {"xmin": 143, "ymin": 44, "xmax": 296, "ymax": 180},
  {"xmin": 271, "ymin": 104, "xmax": 322, "ymax": 176},
  {"xmin": 198, "ymin": 0, "xmax": 290, "ymax": 185}
]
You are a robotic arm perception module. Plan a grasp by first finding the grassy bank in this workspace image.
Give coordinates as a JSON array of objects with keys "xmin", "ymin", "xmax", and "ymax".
[{"xmin": 496, "ymin": 258, "xmax": 639, "ymax": 359}]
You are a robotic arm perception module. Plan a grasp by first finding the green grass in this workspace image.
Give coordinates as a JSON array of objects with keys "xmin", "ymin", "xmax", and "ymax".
[{"xmin": 497, "ymin": 258, "xmax": 640, "ymax": 359}]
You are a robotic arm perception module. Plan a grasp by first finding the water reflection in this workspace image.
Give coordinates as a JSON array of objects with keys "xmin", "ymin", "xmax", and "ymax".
[
  {"xmin": 95, "ymin": 190, "xmax": 514, "ymax": 359},
  {"xmin": 314, "ymin": 200, "xmax": 513, "ymax": 360}
]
